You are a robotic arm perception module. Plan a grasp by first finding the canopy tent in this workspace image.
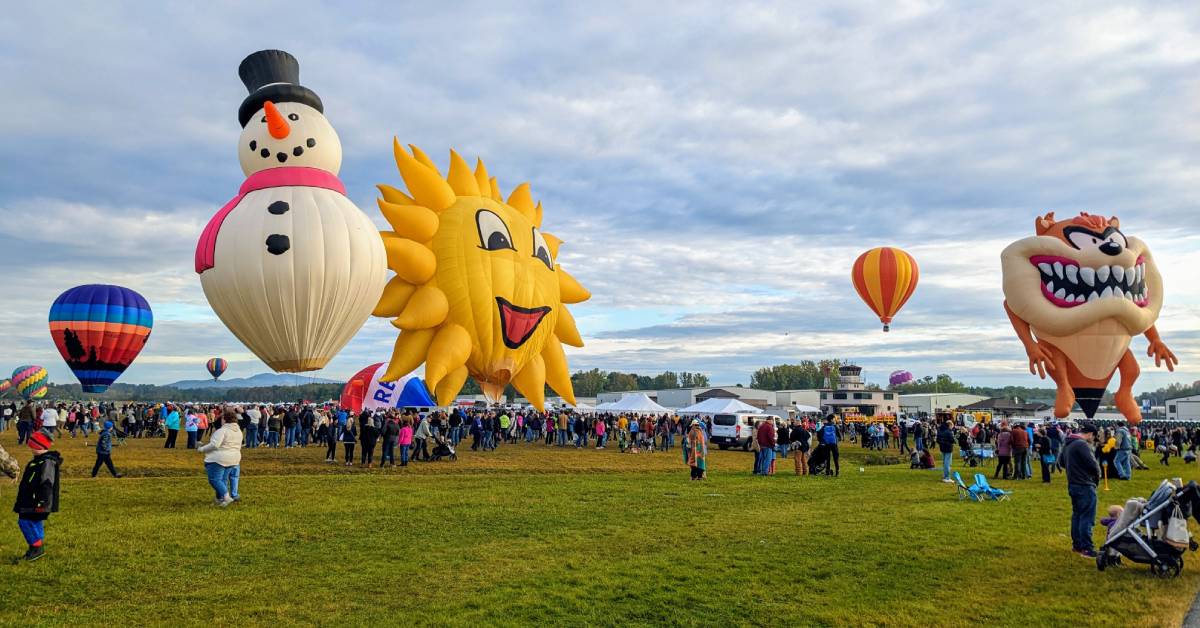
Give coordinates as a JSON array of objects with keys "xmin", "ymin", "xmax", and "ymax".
[
  {"xmin": 793, "ymin": 404, "xmax": 822, "ymax": 413},
  {"xmin": 571, "ymin": 403, "xmax": 597, "ymax": 414},
  {"xmin": 678, "ymin": 398, "xmax": 762, "ymax": 415},
  {"xmin": 605, "ymin": 393, "xmax": 670, "ymax": 414}
]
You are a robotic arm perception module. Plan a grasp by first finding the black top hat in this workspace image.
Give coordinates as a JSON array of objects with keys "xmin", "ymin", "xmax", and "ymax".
[{"xmin": 237, "ymin": 49, "xmax": 323, "ymax": 127}]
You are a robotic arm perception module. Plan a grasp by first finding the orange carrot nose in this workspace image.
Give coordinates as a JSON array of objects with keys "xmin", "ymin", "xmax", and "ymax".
[{"xmin": 263, "ymin": 101, "xmax": 290, "ymax": 139}]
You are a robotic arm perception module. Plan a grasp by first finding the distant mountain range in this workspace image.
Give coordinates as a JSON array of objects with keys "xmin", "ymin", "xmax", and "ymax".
[{"xmin": 167, "ymin": 372, "xmax": 343, "ymax": 390}]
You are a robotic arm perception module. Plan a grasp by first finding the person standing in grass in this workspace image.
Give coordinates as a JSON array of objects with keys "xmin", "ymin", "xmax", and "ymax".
[
  {"xmin": 184, "ymin": 408, "xmax": 200, "ymax": 450},
  {"xmin": 198, "ymin": 408, "xmax": 242, "ymax": 506},
  {"xmin": 791, "ymin": 421, "xmax": 810, "ymax": 476},
  {"xmin": 1060, "ymin": 423, "xmax": 1101, "ymax": 558},
  {"xmin": 936, "ymin": 421, "xmax": 955, "ymax": 483},
  {"xmin": 757, "ymin": 418, "xmax": 776, "ymax": 476},
  {"xmin": 1033, "ymin": 426, "xmax": 1053, "ymax": 484},
  {"xmin": 686, "ymin": 420, "xmax": 707, "ymax": 480},
  {"xmin": 379, "ymin": 413, "xmax": 399, "ymax": 467},
  {"xmin": 14, "ymin": 431, "xmax": 61, "ymax": 561},
  {"xmin": 994, "ymin": 424, "xmax": 1013, "ymax": 480},
  {"xmin": 398, "ymin": 417, "xmax": 414, "ymax": 466},
  {"xmin": 414, "ymin": 414, "xmax": 432, "ymax": 461},
  {"xmin": 90, "ymin": 421, "xmax": 123, "ymax": 478},
  {"xmin": 360, "ymin": 411, "xmax": 379, "ymax": 468},
  {"xmin": 163, "ymin": 404, "xmax": 181, "ymax": 449},
  {"xmin": 1010, "ymin": 422, "xmax": 1030, "ymax": 480},
  {"xmin": 339, "ymin": 419, "xmax": 357, "ymax": 466}
]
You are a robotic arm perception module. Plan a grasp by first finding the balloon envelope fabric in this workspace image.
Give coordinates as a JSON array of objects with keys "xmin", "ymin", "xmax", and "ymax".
[
  {"xmin": 0, "ymin": 378, "xmax": 11, "ymax": 397},
  {"xmin": 11, "ymin": 365, "xmax": 48, "ymax": 400},
  {"xmin": 49, "ymin": 284, "xmax": 153, "ymax": 393},
  {"xmin": 206, "ymin": 357, "xmax": 228, "ymax": 379},
  {"xmin": 339, "ymin": 362, "xmax": 435, "ymax": 415}
]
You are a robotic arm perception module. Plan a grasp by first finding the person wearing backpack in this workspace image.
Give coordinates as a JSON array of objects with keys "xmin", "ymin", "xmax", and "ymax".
[{"xmin": 820, "ymin": 415, "xmax": 840, "ymax": 477}]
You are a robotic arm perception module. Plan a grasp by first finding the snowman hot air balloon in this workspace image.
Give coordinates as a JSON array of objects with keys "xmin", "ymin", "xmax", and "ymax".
[{"xmin": 195, "ymin": 50, "xmax": 386, "ymax": 372}]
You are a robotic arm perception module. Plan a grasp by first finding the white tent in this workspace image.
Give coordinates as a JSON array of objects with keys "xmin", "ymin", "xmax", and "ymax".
[
  {"xmin": 678, "ymin": 398, "xmax": 762, "ymax": 415},
  {"xmin": 605, "ymin": 393, "xmax": 670, "ymax": 413},
  {"xmin": 793, "ymin": 404, "xmax": 822, "ymax": 413},
  {"xmin": 572, "ymin": 403, "xmax": 597, "ymax": 414}
]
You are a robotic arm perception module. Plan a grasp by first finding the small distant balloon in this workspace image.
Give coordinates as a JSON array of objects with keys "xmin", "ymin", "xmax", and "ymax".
[
  {"xmin": 12, "ymin": 365, "xmax": 48, "ymax": 400},
  {"xmin": 206, "ymin": 357, "xmax": 228, "ymax": 380},
  {"xmin": 889, "ymin": 370, "xmax": 914, "ymax": 386},
  {"xmin": 0, "ymin": 378, "xmax": 11, "ymax": 397}
]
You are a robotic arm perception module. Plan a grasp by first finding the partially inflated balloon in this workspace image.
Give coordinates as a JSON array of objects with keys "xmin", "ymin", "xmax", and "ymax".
[
  {"xmin": 339, "ymin": 362, "xmax": 435, "ymax": 415},
  {"xmin": 206, "ymin": 358, "xmax": 228, "ymax": 380},
  {"xmin": 12, "ymin": 366, "xmax": 48, "ymax": 400},
  {"xmin": 49, "ymin": 284, "xmax": 153, "ymax": 393},
  {"xmin": 851, "ymin": 247, "xmax": 919, "ymax": 332},
  {"xmin": 0, "ymin": 379, "xmax": 11, "ymax": 397},
  {"xmin": 373, "ymin": 142, "xmax": 591, "ymax": 410}
]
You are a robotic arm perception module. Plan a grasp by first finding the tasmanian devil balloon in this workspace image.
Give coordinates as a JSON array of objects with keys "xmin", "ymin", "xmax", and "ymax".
[
  {"xmin": 49, "ymin": 284, "xmax": 153, "ymax": 393},
  {"xmin": 195, "ymin": 50, "xmax": 386, "ymax": 372}
]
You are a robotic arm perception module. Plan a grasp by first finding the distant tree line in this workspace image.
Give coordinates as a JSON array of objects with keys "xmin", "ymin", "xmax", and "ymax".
[
  {"xmin": 749, "ymin": 360, "xmax": 845, "ymax": 391},
  {"xmin": 569, "ymin": 369, "xmax": 710, "ymax": 397}
]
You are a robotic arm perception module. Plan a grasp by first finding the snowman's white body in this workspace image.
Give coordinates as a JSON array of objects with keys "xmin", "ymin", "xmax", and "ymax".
[
  {"xmin": 198, "ymin": 100, "xmax": 385, "ymax": 372},
  {"xmin": 201, "ymin": 185, "xmax": 385, "ymax": 372}
]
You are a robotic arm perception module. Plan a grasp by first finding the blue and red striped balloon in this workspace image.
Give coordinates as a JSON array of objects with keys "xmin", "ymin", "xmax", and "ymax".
[
  {"xmin": 49, "ymin": 284, "xmax": 153, "ymax": 393},
  {"xmin": 206, "ymin": 357, "xmax": 228, "ymax": 380}
]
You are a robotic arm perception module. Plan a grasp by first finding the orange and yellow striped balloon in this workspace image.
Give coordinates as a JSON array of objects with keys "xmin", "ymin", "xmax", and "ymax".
[{"xmin": 851, "ymin": 247, "xmax": 919, "ymax": 332}]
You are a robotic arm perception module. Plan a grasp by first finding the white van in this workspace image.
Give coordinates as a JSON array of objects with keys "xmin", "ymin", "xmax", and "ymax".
[{"xmin": 709, "ymin": 413, "xmax": 780, "ymax": 450}]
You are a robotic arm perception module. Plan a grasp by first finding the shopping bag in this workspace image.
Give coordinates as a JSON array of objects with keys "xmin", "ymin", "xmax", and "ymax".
[{"xmin": 1166, "ymin": 505, "xmax": 1191, "ymax": 549}]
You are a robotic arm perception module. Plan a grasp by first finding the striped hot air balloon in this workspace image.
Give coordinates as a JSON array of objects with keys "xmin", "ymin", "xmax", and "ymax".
[
  {"xmin": 0, "ymin": 378, "xmax": 12, "ymax": 397},
  {"xmin": 49, "ymin": 284, "xmax": 153, "ymax": 393},
  {"xmin": 851, "ymin": 247, "xmax": 919, "ymax": 332},
  {"xmin": 12, "ymin": 365, "xmax": 49, "ymax": 400},
  {"xmin": 206, "ymin": 358, "xmax": 228, "ymax": 380}
]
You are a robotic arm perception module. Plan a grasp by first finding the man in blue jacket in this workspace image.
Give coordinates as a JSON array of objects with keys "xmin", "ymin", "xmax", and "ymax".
[
  {"xmin": 90, "ymin": 421, "xmax": 123, "ymax": 478},
  {"xmin": 1060, "ymin": 424, "xmax": 1101, "ymax": 558}
]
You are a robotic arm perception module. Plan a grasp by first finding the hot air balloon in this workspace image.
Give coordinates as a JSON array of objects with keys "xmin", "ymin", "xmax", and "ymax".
[
  {"xmin": 0, "ymin": 378, "xmax": 12, "ymax": 398},
  {"xmin": 373, "ymin": 143, "xmax": 591, "ymax": 410},
  {"xmin": 339, "ymin": 363, "xmax": 436, "ymax": 415},
  {"xmin": 206, "ymin": 358, "xmax": 228, "ymax": 380},
  {"xmin": 889, "ymin": 370, "xmax": 914, "ymax": 387},
  {"xmin": 851, "ymin": 247, "xmax": 919, "ymax": 332},
  {"xmin": 12, "ymin": 365, "xmax": 48, "ymax": 400},
  {"xmin": 49, "ymin": 284, "xmax": 153, "ymax": 393}
]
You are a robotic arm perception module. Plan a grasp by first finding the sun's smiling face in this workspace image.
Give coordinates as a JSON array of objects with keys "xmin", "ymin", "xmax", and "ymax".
[
  {"xmin": 372, "ymin": 141, "xmax": 590, "ymax": 410},
  {"xmin": 238, "ymin": 101, "xmax": 341, "ymax": 176},
  {"xmin": 436, "ymin": 196, "xmax": 561, "ymax": 379},
  {"xmin": 1002, "ymin": 212, "xmax": 1163, "ymax": 337}
]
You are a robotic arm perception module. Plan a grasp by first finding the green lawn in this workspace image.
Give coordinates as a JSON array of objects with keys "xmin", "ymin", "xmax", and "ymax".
[{"xmin": 0, "ymin": 431, "xmax": 1196, "ymax": 627}]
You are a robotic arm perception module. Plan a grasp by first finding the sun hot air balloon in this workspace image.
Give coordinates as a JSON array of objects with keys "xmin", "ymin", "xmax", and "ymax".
[
  {"xmin": 851, "ymin": 247, "xmax": 919, "ymax": 332},
  {"xmin": 373, "ymin": 142, "xmax": 591, "ymax": 411},
  {"xmin": 49, "ymin": 284, "xmax": 153, "ymax": 393},
  {"xmin": 206, "ymin": 358, "xmax": 228, "ymax": 380},
  {"xmin": 0, "ymin": 379, "xmax": 12, "ymax": 398},
  {"xmin": 12, "ymin": 366, "xmax": 48, "ymax": 400}
]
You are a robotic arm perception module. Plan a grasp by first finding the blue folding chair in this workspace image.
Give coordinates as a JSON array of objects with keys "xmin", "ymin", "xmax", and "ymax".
[
  {"xmin": 974, "ymin": 473, "xmax": 1012, "ymax": 501},
  {"xmin": 954, "ymin": 471, "xmax": 986, "ymax": 502}
]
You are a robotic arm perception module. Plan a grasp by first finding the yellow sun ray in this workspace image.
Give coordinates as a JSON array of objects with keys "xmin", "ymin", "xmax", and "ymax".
[
  {"xmin": 378, "ymin": 201, "xmax": 439, "ymax": 242},
  {"xmin": 382, "ymin": 235, "xmax": 436, "ymax": 284},
  {"xmin": 557, "ymin": 267, "xmax": 590, "ymax": 304},
  {"xmin": 555, "ymin": 306, "xmax": 584, "ymax": 347},
  {"xmin": 541, "ymin": 335, "xmax": 576, "ymax": 405},
  {"xmin": 393, "ymin": 138, "xmax": 455, "ymax": 211},
  {"xmin": 393, "ymin": 284, "xmax": 449, "ymax": 330},
  {"xmin": 381, "ymin": 328, "xmax": 435, "ymax": 382},
  {"xmin": 424, "ymin": 323, "xmax": 471, "ymax": 391},
  {"xmin": 511, "ymin": 354, "xmax": 546, "ymax": 410},
  {"xmin": 446, "ymin": 150, "xmax": 480, "ymax": 197},
  {"xmin": 373, "ymin": 277, "xmax": 418, "ymax": 318}
]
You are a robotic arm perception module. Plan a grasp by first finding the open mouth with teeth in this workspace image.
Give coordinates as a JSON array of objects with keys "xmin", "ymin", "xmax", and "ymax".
[
  {"xmin": 1029, "ymin": 255, "xmax": 1148, "ymax": 308},
  {"xmin": 496, "ymin": 297, "xmax": 551, "ymax": 349}
]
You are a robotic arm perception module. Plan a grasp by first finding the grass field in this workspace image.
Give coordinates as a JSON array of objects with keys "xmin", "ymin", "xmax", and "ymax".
[{"xmin": 0, "ymin": 430, "xmax": 1197, "ymax": 627}]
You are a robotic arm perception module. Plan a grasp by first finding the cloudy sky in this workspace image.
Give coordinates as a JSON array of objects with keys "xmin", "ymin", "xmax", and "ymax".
[{"xmin": 2, "ymin": 1, "xmax": 1198, "ymax": 391}]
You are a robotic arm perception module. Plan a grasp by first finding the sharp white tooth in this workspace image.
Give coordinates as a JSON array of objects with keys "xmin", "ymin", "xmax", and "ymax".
[
  {"xmin": 1055, "ymin": 288, "xmax": 1066, "ymax": 299},
  {"xmin": 1066, "ymin": 294, "xmax": 1077, "ymax": 303},
  {"xmin": 1097, "ymin": 265, "xmax": 1110, "ymax": 283},
  {"xmin": 1138, "ymin": 264, "xmax": 1145, "ymax": 282},
  {"xmin": 1112, "ymin": 265, "xmax": 1124, "ymax": 283},
  {"xmin": 1101, "ymin": 286, "xmax": 1113, "ymax": 299},
  {"xmin": 1080, "ymin": 267, "xmax": 1096, "ymax": 286},
  {"xmin": 1065, "ymin": 265, "xmax": 1078, "ymax": 284},
  {"xmin": 1114, "ymin": 287, "xmax": 1124, "ymax": 299},
  {"xmin": 1087, "ymin": 292, "xmax": 1099, "ymax": 303},
  {"xmin": 1046, "ymin": 281, "xmax": 1055, "ymax": 294},
  {"xmin": 1053, "ymin": 261, "xmax": 1064, "ymax": 279},
  {"xmin": 1124, "ymin": 290, "xmax": 1134, "ymax": 300},
  {"xmin": 1038, "ymin": 262, "xmax": 1053, "ymax": 275},
  {"xmin": 1125, "ymin": 267, "xmax": 1135, "ymax": 286}
]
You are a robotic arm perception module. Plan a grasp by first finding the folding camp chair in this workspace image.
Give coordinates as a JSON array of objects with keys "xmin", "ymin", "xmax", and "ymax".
[
  {"xmin": 954, "ymin": 471, "xmax": 986, "ymax": 502},
  {"xmin": 975, "ymin": 473, "xmax": 1012, "ymax": 501}
]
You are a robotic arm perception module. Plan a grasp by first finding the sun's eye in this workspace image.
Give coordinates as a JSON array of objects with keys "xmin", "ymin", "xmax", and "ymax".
[
  {"xmin": 288, "ymin": 113, "xmax": 299, "ymax": 121},
  {"xmin": 476, "ymin": 210, "xmax": 514, "ymax": 251},
  {"xmin": 532, "ymin": 228, "xmax": 554, "ymax": 270}
]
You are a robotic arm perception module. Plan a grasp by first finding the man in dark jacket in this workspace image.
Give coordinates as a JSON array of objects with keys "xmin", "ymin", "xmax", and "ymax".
[
  {"xmin": 14, "ymin": 430, "xmax": 62, "ymax": 561},
  {"xmin": 1010, "ymin": 423, "xmax": 1031, "ymax": 480},
  {"xmin": 756, "ymin": 419, "xmax": 777, "ymax": 475},
  {"xmin": 936, "ymin": 422, "xmax": 956, "ymax": 483},
  {"xmin": 90, "ymin": 421, "xmax": 123, "ymax": 478},
  {"xmin": 1060, "ymin": 424, "xmax": 1101, "ymax": 557}
]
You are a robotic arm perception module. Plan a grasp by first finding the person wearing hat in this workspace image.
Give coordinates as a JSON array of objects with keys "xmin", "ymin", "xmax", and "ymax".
[
  {"xmin": 90, "ymin": 420, "xmax": 123, "ymax": 478},
  {"xmin": 13, "ymin": 430, "xmax": 62, "ymax": 561},
  {"xmin": 1059, "ymin": 423, "xmax": 1101, "ymax": 558}
]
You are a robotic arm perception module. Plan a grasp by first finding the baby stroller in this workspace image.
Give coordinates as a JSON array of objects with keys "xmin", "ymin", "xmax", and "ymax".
[
  {"xmin": 428, "ymin": 436, "xmax": 457, "ymax": 462},
  {"xmin": 808, "ymin": 443, "xmax": 831, "ymax": 476},
  {"xmin": 1098, "ymin": 480, "xmax": 1200, "ymax": 578}
]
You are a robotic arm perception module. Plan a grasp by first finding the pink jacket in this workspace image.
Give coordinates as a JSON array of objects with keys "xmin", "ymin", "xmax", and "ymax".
[{"xmin": 397, "ymin": 425, "xmax": 414, "ymax": 446}]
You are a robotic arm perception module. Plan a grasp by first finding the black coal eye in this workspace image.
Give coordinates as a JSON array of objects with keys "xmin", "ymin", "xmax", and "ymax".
[
  {"xmin": 288, "ymin": 113, "xmax": 299, "ymax": 121},
  {"xmin": 261, "ymin": 116, "xmax": 266, "ymax": 123},
  {"xmin": 476, "ymin": 210, "xmax": 514, "ymax": 251}
]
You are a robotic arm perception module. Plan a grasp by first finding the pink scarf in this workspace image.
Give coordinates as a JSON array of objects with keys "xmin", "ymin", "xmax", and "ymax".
[{"xmin": 195, "ymin": 167, "xmax": 346, "ymax": 273}]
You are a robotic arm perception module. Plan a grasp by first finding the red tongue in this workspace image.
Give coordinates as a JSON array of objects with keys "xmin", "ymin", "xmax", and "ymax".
[{"xmin": 500, "ymin": 302, "xmax": 548, "ymax": 347}]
